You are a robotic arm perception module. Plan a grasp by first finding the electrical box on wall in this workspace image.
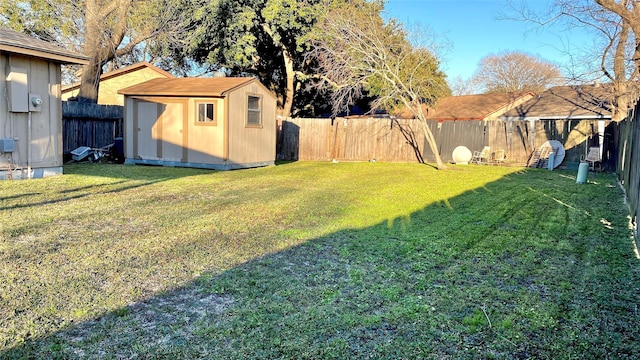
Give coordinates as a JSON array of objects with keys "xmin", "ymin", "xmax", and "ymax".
[
  {"xmin": 6, "ymin": 67, "xmax": 29, "ymax": 113},
  {"xmin": 0, "ymin": 138, "xmax": 15, "ymax": 153},
  {"xmin": 29, "ymin": 93, "xmax": 43, "ymax": 112}
]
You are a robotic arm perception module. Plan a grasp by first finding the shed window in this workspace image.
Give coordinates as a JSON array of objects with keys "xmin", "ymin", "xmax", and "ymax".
[
  {"xmin": 197, "ymin": 103, "xmax": 215, "ymax": 123},
  {"xmin": 247, "ymin": 95, "xmax": 262, "ymax": 126}
]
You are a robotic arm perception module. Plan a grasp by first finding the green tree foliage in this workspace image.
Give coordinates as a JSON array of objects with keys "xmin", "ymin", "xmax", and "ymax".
[
  {"xmin": 308, "ymin": 1, "xmax": 451, "ymax": 168},
  {"xmin": 188, "ymin": 0, "xmax": 333, "ymax": 117},
  {"xmin": 0, "ymin": 0, "xmax": 82, "ymax": 49}
]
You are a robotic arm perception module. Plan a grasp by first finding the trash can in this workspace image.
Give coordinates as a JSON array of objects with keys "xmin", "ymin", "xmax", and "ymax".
[
  {"xmin": 113, "ymin": 137, "xmax": 124, "ymax": 163},
  {"xmin": 576, "ymin": 161, "xmax": 589, "ymax": 184},
  {"xmin": 547, "ymin": 152, "xmax": 555, "ymax": 170}
]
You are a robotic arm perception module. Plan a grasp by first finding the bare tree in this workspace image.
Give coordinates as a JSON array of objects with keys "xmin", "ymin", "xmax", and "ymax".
[
  {"xmin": 308, "ymin": 2, "xmax": 451, "ymax": 169},
  {"xmin": 449, "ymin": 75, "xmax": 481, "ymax": 96},
  {"xmin": 505, "ymin": 0, "xmax": 640, "ymax": 120},
  {"xmin": 593, "ymin": 0, "xmax": 640, "ymax": 120},
  {"xmin": 472, "ymin": 51, "xmax": 563, "ymax": 94},
  {"xmin": 80, "ymin": 0, "xmax": 195, "ymax": 102},
  {"xmin": 0, "ymin": 0, "xmax": 193, "ymax": 102}
]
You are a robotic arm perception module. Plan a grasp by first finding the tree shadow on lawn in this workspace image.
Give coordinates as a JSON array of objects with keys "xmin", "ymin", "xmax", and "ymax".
[
  {"xmin": 0, "ymin": 164, "xmax": 211, "ymax": 211},
  {"xmin": 3, "ymin": 170, "xmax": 640, "ymax": 359}
]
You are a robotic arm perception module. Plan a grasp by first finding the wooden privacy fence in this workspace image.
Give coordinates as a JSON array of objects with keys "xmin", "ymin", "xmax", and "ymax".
[
  {"xmin": 278, "ymin": 117, "xmax": 428, "ymax": 162},
  {"xmin": 278, "ymin": 117, "xmax": 613, "ymax": 167},
  {"xmin": 62, "ymin": 101, "xmax": 123, "ymax": 154},
  {"xmin": 613, "ymin": 105, "xmax": 640, "ymax": 240}
]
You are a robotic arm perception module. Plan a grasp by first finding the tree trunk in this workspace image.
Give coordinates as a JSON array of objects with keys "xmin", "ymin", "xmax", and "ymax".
[
  {"xmin": 262, "ymin": 23, "xmax": 295, "ymax": 118},
  {"xmin": 281, "ymin": 45, "xmax": 295, "ymax": 118},
  {"xmin": 77, "ymin": 0, "xmax": 103, "ymax": 103},
  {"xmin": 610, "ymin": 21, "xmax": 637, "ymax": 121},
  {"xmin": 77, "ymin": 0, "xmax": 131, "ymax": 103},
  {"xmin": 418, "ymin": 117, "xmax": 447, "ymax": 169},
  {"xmin": 413, "ymin": 101, "xmax": 446, "ymax": 169},
  {"xmin": 77, "ymin": 59, "xmax": 102, "ymax": 103},
  {"xmin": 596, "ymin": 0, "xmax": 640, "ymax": 88}
]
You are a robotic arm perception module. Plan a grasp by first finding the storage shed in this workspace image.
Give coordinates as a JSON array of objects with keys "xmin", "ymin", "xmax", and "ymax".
[
  {"xmin": 0, "ymin": 27, "xmax": 88, "ymax": 179},
  {"xmin": 118, "ymin": 77, "xmax": 277, "ymax": 170}
]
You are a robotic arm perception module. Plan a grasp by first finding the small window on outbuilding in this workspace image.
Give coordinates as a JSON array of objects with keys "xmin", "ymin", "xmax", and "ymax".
[
  {"xmin": 197, "ymin": 102, "xmax": 216, "ymax": 124},
  {"xmin": 247, "ymin": 95, "xmax": 262, "ymax": 126}
]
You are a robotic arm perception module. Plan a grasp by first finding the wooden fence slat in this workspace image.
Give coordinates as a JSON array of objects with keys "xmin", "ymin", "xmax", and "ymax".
[
  {"xmin": 62, "ymin": 102, "xmax": 123, "ymax": 154},
  {"xmin": 277, "ymin": 118, "xmax": 616, "ymax": 167}
]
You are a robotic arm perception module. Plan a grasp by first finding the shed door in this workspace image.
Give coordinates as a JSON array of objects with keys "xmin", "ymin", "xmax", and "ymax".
[
  {"xmin": 161, "ymin": 102, "xmax": 184, "ymax": 162},
  {"xmin": 136, "ymin": 101, "xmax": 160, "ymax": 160}
]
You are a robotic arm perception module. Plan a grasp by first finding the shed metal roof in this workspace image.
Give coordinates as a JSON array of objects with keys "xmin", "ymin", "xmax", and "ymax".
[
  {"xmin": 0, "ymin": 27, "xmax": 88, "ymax": 65},
  {"xmin": 118, "ymin": 77, "xmax": 260, "ymax": 97}
]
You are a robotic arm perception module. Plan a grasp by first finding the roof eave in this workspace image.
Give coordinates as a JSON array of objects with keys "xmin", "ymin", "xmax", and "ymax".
[
  {"xmin": 63, "ymin": 62, "xmax": 175, "ymax": 94},
  {"xmin": 483, "ymin": 93, "xmax": 537, "ymax": 119},
  {"xmin": 99, "ymin": 62, "xmax": 175, "ymax": 82},
  {"xmin": 502, "ymin": 114, "xmax": 611, "ymax": 121},
  {"xmin": 219, "ymin": 78, "xmax": 256, "ymax": 96},
  {"xmin": 118, "ymin": 91, "xmax": 227, "ymax": 97},
  {"xmin": 434, "ymin": 117, "xmax": 485, "ymax": 121},
  {"xmin": 0, "ymin": 43, "xmax": 89, "ymax": 65}
]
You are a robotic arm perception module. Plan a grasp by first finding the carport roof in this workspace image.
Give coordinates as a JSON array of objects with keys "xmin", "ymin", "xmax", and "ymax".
[{"xmin": 118, "ymin": 77, "xmax": 258, "ymax": 97}]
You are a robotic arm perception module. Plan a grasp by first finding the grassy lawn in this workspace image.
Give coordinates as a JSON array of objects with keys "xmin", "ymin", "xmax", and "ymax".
[{"xmin": 1, "ymin": 162, "xmax": 639, "ymax": 359}]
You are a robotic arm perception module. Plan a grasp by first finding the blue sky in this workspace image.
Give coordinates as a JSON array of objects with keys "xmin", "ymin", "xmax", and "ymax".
[{"xmin": 384, "ymin": 0, "xmax": 594, "ymax": 81}]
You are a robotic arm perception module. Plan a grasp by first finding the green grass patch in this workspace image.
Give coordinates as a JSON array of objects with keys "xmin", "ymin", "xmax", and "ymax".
[{"xmin": 1, "ymin": 162, "xmax": 639, "ymax": 359}]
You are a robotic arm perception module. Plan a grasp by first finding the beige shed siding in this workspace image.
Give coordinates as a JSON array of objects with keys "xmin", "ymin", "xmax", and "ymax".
[
  {"xmin": 187, "ymin": 98, "xmax": 226, "ymax": 164},
  {"xmin": 62, "ymin": 66, "xmax": 172, "ymax": 105},
  {"xmin": 226, "ymin": 82, "xmax": 277, "ymax": 165},
  {"xmin": 60, "ymin": 87, "xmax": 76, "ymax": 101},
  {"xmin": 104, "ymin": 67, "xmax": 170, "ymax": 105},
  {"xmin": 0, "ymin": 53, "xmax": 63, "ymax": 173},
  {"xmin": 125, "ymin": 97, "xmax": 228, "ymax": 165},
  {"xmin": 125, "ymin": 98, "xmax": 185, "ymax": 161}
]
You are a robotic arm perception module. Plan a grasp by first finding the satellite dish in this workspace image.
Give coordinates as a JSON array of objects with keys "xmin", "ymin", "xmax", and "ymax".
[
  {"xmin": 452, "ymin": 146, "xmax": 472, "ymax": 164},
  {"xmin": 540, "ymin": 140, "xmax": 565, "ymax": 168},
  {"xmin": 212, "ymin": 70, "xmax": 227, "ymax": 78}
]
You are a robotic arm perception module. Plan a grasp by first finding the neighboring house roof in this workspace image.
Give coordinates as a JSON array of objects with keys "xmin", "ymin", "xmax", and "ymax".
[
  {"xmin": 394, "ymin": 91, "xmax": 535, "ymax": 121},
  {"xmin": 502, "ymin": 84, "xmax": 613, "ymax": 120},
  {"xmin": 0, "ymin": 26, "xmax": 88, "ymax": 65},
  {"xmin": 429, "ymin": 92, "xmax": 536, "ymax": 121},
  {"xmin": 118, "ymin": 77, "xmax": 270, "ymax": 97},
  {"xmin": 61, "ymin": 61, "xmax": 174, "ymax": 93}
]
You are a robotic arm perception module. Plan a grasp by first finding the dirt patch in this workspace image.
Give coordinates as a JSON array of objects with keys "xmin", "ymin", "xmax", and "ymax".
[{"xmin": 60, "ymin": 287, "xmax": 233, "ymax": 357}]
